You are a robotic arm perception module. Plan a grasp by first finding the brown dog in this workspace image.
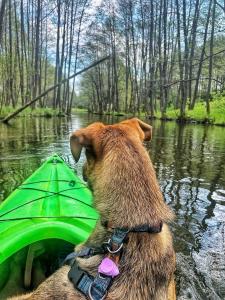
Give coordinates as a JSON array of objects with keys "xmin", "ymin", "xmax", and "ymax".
[{"xmin": 10, "ymin": 118, "xmax": 176, "ymax": 300}]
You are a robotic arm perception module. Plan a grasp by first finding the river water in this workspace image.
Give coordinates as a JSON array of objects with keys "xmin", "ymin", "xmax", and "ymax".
[{"xmin": 0, "ymin": 113, "xmax": 225, "ymax": 299}]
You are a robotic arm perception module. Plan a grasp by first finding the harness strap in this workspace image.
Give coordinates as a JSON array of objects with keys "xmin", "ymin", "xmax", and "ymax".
[
  {"xmin": 68, "ymin": 260, "xmax": 87, "ymax": 286},
  {"xmin": 68, "ymin": 260, "xmax": 112, "ymax": 300},
  {"xmin": 68, "ymin": 223, "xmax": 163, "ymax": 300},
  {"xmin": 64, "ymin": 247, "xmax": 105, "ymax": 266}
]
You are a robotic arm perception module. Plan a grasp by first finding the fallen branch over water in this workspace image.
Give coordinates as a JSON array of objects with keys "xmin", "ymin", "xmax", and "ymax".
[{"xmin": 2, "ymin": 56, "xmax": 110, "ymax": 124}]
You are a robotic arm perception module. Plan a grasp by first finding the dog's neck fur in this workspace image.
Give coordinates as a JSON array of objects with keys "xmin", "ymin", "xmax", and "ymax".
[{"xmin": 92, "ymin": 135, "xmax": 173, "ymax": 229}]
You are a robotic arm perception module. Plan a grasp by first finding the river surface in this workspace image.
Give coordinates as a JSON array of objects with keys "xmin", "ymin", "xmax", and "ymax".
[{"xmin": 0, "ymin": 113, "xmax": 225, "ymax": 299}]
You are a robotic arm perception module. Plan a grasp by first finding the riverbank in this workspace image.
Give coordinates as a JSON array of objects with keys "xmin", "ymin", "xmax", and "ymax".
[
  {"xmin": 0, "ymin": 107, "xmax": 59, "ymax": 119},
  {"xmin": 90, "ymin": 97, "xmax": 225, "ymax": 126},
  {"xmin": 0, "ymin": 107, "xmax": 86, "ymax": 119},
  {"xmin": 155, "ymin": 98, "xmax": 225, "ymax": 126},
  {"xmin": 1, "ymin": 98, "xmax": 225, "ymax": 126}
]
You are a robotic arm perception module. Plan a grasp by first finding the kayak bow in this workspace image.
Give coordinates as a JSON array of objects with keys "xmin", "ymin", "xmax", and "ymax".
[{"xmin": 0, "ymin": 154, "xmax": 99, "ymax": 265}]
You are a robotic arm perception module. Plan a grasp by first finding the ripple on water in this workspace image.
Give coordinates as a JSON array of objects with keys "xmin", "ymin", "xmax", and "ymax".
[
  {"xmin": 211, "ymin": 190, "xmax": 225, "ymax": 202},
  {"xmin": 191, "ymin": 223, "xmax": 225, "ymax": 299},
  {"xmin": 212, "ymin": 203, "xmax": 225, "ymax": 223},
  {"xmin": 179, "ymin": 177, "xmax": 205, "ymax": 184},
  {"xmin": 192, "ymin": 249, "xmax": 225, "ymax": 299},
  {"xmin": 176, "ymin": 253, "xmax": 215, "ymax": 300}
]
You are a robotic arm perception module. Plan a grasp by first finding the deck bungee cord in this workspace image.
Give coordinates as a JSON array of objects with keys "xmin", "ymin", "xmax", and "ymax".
[
  {"xmin": 19, "ymin": 179, "xmax": 89, "ymax": 188},
  {"xmin": 0, "ymin": 183, "xmax": 94, "ymax": 219}
]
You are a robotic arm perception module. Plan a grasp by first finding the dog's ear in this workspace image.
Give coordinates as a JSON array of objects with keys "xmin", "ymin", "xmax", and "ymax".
[
  {"xmin": 121, "ymin": 118, "xmax": 152, "ymax": 141},
  {"xmin": 70, "ymin": 129, "xmax": 90, "ymax": 162},
  {"xmin": 134, "ymin": 118, "xmax": 152, "ymax": 141},
  {"xmin": 70, "ymin": 122, "xmax": 104, "ymax": 162}
]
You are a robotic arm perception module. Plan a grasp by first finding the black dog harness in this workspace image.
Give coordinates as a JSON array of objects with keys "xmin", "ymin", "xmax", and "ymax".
[{"xmin": 66, "ymin": 222, "xmax": 162, "ymax": 300}]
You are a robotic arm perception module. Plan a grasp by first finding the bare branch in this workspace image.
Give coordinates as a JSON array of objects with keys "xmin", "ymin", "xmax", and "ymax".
[
  {"xmin": 164, "ymin": 77, "xmax": 224, "ymax": 88},
  {"xmin": 192, "ymin": 48, "xmax": 225, "ymax": 67}
]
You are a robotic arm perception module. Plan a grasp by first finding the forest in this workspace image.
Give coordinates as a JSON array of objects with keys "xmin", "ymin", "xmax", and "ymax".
[{"xmin": 0, "ymin": 0, "xmax": 225, "ymax": 123}]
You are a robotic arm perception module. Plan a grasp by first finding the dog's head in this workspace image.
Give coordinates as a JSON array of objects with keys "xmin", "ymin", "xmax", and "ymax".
[
  {"xmin": 70, "ymin": 118, "xmax": 152, "ymax": 184},
  {"xmin": 70, "ymin": 118, "xmax": 174, "ymax": 225}
]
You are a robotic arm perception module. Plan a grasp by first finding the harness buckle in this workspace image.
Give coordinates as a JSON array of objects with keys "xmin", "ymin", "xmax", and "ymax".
[
  {"xmin": 106, "ymin": 241, "xmax": 123, "ymax": 254},
  {"xmin": 105, "ymin": 227, "xmax": 129, "ymax": 254},
  {"xmin": 88, "ymin": 282, "xmax": 107, "ymax": 300}
]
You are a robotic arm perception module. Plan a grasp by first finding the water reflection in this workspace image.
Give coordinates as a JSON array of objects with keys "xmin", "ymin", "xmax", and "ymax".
[
  {"xmin": 0, "ymin": 114, "xmax": 225, "ymax": 299},
  {"xmin": 147, "ymin": 122, "xmax": 225, "ymax": 299}
]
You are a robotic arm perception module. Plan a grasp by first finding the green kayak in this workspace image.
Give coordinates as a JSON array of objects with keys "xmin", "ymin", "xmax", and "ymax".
[{"xmin": 0, "ymin": 154, "xmax": 98, "ymax": 298}]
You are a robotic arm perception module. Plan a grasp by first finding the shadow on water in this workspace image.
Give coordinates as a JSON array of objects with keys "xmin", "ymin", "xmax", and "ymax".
[{"xmin": 0, "ymin": 114, "xmax": 225, "ymax": 299}]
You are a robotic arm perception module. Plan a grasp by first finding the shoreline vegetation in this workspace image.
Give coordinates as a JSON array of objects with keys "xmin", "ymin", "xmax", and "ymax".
[
  {"xmin": 1, "ymin": 96, "xmax": 225, "ymax": 126},
  {"xmin": 0, "ymin": 107, "xmax": 90, "ymax": 119}
]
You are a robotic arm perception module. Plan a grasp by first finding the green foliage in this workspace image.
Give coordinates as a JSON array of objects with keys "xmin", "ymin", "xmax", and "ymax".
[
  {"xmin": 0, "ymin": 106, "xmax": 60, "ymax": 119},
  {"xmin": 71, "ymin": 108, "xmax": 88, "ymax": 113},
  {"xmin": 156, "ymin": 95, "xmax": 225, "ymax": 125}
]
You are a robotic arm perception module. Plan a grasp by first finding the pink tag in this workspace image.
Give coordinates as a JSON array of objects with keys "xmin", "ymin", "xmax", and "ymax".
[{"xmin": 98, "ymin": 257, "xmax": 119, "ymax": 277}]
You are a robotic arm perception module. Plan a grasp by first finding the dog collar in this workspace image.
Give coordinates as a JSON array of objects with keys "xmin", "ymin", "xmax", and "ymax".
[{"xmin": 101, "ymin": 220, "xmax": 163, "ymax": 234}]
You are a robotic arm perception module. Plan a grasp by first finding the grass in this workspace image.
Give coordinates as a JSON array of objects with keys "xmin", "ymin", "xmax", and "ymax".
[
  {"xmin": 155, "ymin": 96, "xmax": 225, "ymax": 126},
  {"xmin": 0, "ymin": 106, "xmax": 65, "ymax": 119},
  {"xmin": 71, "ymin": 108, "xmax": 88, "ymax": 114}
]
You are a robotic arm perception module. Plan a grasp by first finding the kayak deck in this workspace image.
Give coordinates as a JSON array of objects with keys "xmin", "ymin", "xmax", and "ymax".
[{"xmin": 0, "ymin": 154, "xmax": 99, "ymax": 265}]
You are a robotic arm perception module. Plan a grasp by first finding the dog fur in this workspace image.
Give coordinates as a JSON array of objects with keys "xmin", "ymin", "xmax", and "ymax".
[{"xmin": 10, "ymin": 118, "xmax": 176, "ymax": 300}]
